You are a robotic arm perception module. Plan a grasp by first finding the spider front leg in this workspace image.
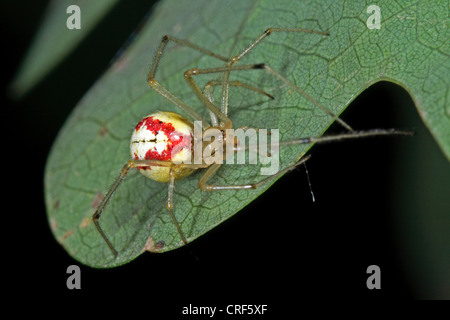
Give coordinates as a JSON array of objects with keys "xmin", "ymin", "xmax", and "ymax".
[
  {"xmin": 146, "ymin": 34, "xmax": 228, "ymax": 125},
  {"xmin": 204, "ymin": 79, "xmax": 274, "ymax": 126},
  {"xmin": 183, "ymin": 62, "xmax": 354, "ymax": 132},
  {"xmin": 183, "ymin": 64, "xmax": 270, "ymax": 130},
  {"xmin": 205, "ymin": 80, "xmax": 274, "ymax": 101},
  {"xmin": 220, "ymin": 27, "xmax": 330, "ymax": 120}
]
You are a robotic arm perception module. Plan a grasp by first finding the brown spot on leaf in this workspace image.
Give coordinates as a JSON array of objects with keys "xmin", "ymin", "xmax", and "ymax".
[
  {"xmin": 50, "ymin": 218, "xmax": 57, "ymax": 231},
  {"xmin": 79, "ymin": 216, "xmax": 92, "ymax": 228},
  {"xmin": 155, "ymin": 241, "xmax": 165, "ymax": 250},
  {"xmin": 58, "ymin": 229, "xmax": 74, "ymax": 243},
  {"xmin": 91, "ymin": 192, "xmax": 104, "ymax": 210},
  {"xmin": 53, "ymin": 199, "xmax": 60, "ymax": 210},
  {"xmin": 98, "ymin": 126, "xmax": 109, "ymax": 137},
  {"xmin": 143, "ymin": 237, "xmax": 154, "ymax": 252},
  {"xmin": 143, "ymin": 236, "xmax": 165, "ymax": 253}
]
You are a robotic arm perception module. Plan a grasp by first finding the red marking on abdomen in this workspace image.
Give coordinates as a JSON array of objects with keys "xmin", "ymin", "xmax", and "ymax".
[{"xmin": 135, "ymin": 116, "xmax": 186, "ymax": 162}]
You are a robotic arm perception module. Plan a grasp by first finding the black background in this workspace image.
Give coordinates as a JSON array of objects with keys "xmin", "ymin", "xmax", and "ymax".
[{"xmin": 3, "ymin": 0, "xmax": 445, "ymax": 313}]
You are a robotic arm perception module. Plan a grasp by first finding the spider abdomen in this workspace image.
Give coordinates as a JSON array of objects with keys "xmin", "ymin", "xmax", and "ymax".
[{"xmin": 130, "ymin": 111, "xmax": 194, "ymax": 182}]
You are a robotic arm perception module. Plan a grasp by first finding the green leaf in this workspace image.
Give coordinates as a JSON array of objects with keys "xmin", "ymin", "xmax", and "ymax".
[
  {"xmin": 44, "ymin": 0, "xmax": 450, "ymax": 267},
  {"xmin": 10, "ymin": 0, "xmax": 119, "ymax": 98}
]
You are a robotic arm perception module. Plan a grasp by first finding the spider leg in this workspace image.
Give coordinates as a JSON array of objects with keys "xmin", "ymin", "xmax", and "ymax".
[
  {"xmin": 204, "ymin": 80, "xmax": 274, "ymax": 126},
  {"xmin": 276, "ymin": 128, "xmax": 414, "ymax": 147},
  {"xmin": 228, "ymin": 27, "xmax": 328, "ymax": 66},
  {"xmin": 149, "ymin": 35, "xmax": 228, "ymax": 79},
  {"xmin": 92, "ymin": 159, "xmax": 193, "ymax": 256},
  {"xmin": 260, "ymin": 64, "xmax": 353, "ymax": 131},
  {"xmin": 147, "ymin": 35, "xmax": 228, "ymax": 125},
  {"xmin": 167, "ymin": 167, "xmax": 188, "ymax": 245},
  {"xmin": 197, "ymin": 128, "xmax": 412, "ymax": 192},
  {"xmin": 220, "ymin": 27, "xmax": 329, "ymax": 122},
  {"xmin": 205, "ymin": 80, "xmax": 274, "ymax": 100},
  {"xmin": 204, "ymin": 80, "xmax": 219, "ymax": 126},
  {"xmin": 228, "ymin": 127, "xmax": 413, "ymax": 156},
  {"xmin": 92, "ymin": 161, "xmax": 134, "ymax": 256},
  {"xmin": 184, "ymin": 63, "xmax": 354, "ymax": 132},
  {"xmin": 183, "ymin": 64, "xmax": 268, "ymax": 129}
]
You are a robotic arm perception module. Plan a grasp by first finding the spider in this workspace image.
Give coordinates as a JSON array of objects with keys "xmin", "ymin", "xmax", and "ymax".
[{"xmin": 92, "ymin": 27, "xmax": 412, "ymax": 256}]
